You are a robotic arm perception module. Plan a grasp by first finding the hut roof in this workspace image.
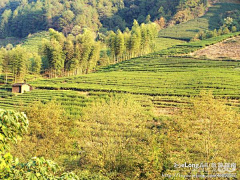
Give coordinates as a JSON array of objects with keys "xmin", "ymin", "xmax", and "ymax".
[{"xmin": 12, "ymin": 83, "xmax": 30, "ymax": 87}]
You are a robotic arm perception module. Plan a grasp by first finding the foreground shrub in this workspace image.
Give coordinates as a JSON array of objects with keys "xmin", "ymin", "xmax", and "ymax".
[
  {"xmin": 11, "ymin": 101, "xmax": 71, "ymax": 162},
  {"xmin": 161, "ymin": 91, "xmax": 240, "ymax": 178},
  {"xmin": 72, "ymin": 94, "xmax": 163, "ymax": 179},
  {"xmin": 0, "ymin": 109, "xmax": 78, "ymax": 179},
  {"xmin": 0, "ymin": 109, "xmax": 28, "ymax": 178}
]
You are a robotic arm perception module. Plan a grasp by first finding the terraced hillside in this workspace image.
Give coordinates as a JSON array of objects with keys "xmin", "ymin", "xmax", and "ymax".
[
  {"xmin": 152, "ymin": 37, "xmax": 186, "ymax": 52},
  {"xmin": 0, "ymin": 31, "xmax": 49, "ymax": 51},
  {"xmin": 0, "ymin": 1, "xmax": 239, "ymax": 179},
  {"xmin": 0, "ymin": 90, "xmax": 91, "ymax": 119},
  {"xmin": 154, "ymin": 32, "xmax": 240, "ymax": 56},
  {"xmin": 0, "ymin": 89, "xmax": 156, "ymax": 118},
  {"xmin": 159, "ymin": 3, "xmax": 240, "ymax": 41},
  {"xmin": 30, "ymin": 57, "xmax": 240, "ymax": 99},
  {"xmin": 1, "ymin": 32, "xmax": 240, "ymax": 117},
  {"xmin": 20, "ymin": 31, "xmax": 49, "ymax": 53}
]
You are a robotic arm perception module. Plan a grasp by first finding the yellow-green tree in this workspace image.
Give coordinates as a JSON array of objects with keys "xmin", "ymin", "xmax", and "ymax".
[
  {"xmin": 78, "ymin": 95, "xmax": 164, "ymax": 179},
  {"xmin": 31, "ymin": 53, "xmax": 42, "ymax": 74},
  {"xmin": 10, "ymin": 46, "xmax": 28, "ymax": 82},
  {"xmin": 0, "ymin": 109, "xmax": 79, "ymax": 179},
  {"xmin": 115, "ymin": 29, "xmax": 125, "ymax": 62},
  {"xmin": 12, "ymin": 101, "xmax": 68, "ymax": 162},
  {"xmin": 162, "ymin": 91, "xmax": 240, "ymax": 177}
]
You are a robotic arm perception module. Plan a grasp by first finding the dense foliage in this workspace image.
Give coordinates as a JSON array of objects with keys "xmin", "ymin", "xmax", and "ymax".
[
  {"xmin": 8, "ymin": 95, "xmax": 164, "ymax": 179},
  {"xmin": 0, "ymin": 0, "xmax": 215, "ymax": 39},
  {"xmin": 107, "ymin": 20, "xmax": 158, "ymax": 63},
  {"xmin": 0, "ymin": 46, "xmax": 41, "ymax": 82},
  {"xmin": 192, "ymin": 17, "xmax": 238, "ymax": 41},
  {"xmin": 0, "ymin": 108, "xmax": 80, "ymax": 179},
  {"xmin": 41, "ymin": 28, "xmax": 100, "ymax": 77}
]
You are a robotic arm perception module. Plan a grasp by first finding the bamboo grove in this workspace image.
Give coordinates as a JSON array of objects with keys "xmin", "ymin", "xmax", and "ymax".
[
  {"xmin": 42, "ymin": 28, "xmax": 101, "ymax": 78},
  {"xmin": 0, "ymin": 46, "xmax": 41, "ymax": 83},
  {"xmin": 107, "ymin": 20, "xmax": 158, "ymax": 63},
  {"xmin": 0, "ymin": 20, "xmax": 159, "ymax": 81}
]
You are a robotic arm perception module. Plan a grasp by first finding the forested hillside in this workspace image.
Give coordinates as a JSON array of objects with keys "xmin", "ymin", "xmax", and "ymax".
[
  {"xmin": 0, "ymin": 0, "xmax": 214, "ymax": 38},
  {"xmin": 159, "ymin": 3, "xmax": 240, "ymax": 40}
]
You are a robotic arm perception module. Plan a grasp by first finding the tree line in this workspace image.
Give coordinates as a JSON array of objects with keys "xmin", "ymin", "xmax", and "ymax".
[
  {"xmin": 0, "ymin": 19, "xmax": 159, "ymax": 81},
  {"xmin": 42, "ymin": 28, "xmax": 100, "ymax": 78},
  {"xmin": 0, "ymin": 28, "xmax": 101, "ymax": 80},
  {"xmin": 0, "ymin": 46, "xmax": 41, "ymax": 83},
  {"xmin": 43, "ymin": 20, "xmax": 158, "ymax": 77},
  {"xmin": 107, "ymin": 20, "xmax": 158, "ymax": 63},
  {"xmin": 192, "ymin": 17, "xmax": 238, "ymax": 41}
]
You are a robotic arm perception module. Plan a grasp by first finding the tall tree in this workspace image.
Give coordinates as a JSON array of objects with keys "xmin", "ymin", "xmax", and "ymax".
[
  {"xmin": 76, "ymin": 29, "xmax": 95, "ymax": 74},
  {"xmin": 107, "ymin": 31, "xmax": 117, "ymax": 63},
  {"xmin": 63, "ymin": 39, "xmax": 74, "ymax": 73},
  {"xmin": 115, "ymin": 29, "xmax": 125, "ymax": 62},
  {"xmin": 10, "ymin": 46, "xmax": 28, "ymax": 82},
  {"xmin": 31, "ymin": 53, "xmax": 42, "ymax": 74},
  {"xmin": 0, "ymin": 9, "xmax": 12, "ymax": 38},
  {"xmin": 42, "ymin": 39, "xmax": 65, "ymax": 77}
]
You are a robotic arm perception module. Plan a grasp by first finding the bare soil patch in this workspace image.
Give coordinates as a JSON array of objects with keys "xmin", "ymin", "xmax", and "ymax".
[
  {"xmin": 77, "ymin": 91, "xmax": 89, "ymax": 96},
  {"xmin": 192, "ymin": 36, "xmax": 240, "ymax": 60},
  {"xmin": 153, "ymin": 107, "xmax": 179, "ymax": 116}
]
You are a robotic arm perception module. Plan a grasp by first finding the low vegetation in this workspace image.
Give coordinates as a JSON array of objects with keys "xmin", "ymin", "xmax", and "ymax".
[
  {"xmin": 30, "ymin": 55, "xmax": 240, "ymax": 100},
  {"xmin": 160, "ymin": 91, "xmax": 240, "ymax": 178},
  {"xmin": 1, "ymin": 91, "xmax": 239, "ymax": 179}
]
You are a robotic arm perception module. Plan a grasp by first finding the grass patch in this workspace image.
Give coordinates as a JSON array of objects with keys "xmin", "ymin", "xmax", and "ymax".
[
  {"xmin": 0, "ymin": 31, "xmax": 49, "ymax": 52},
  {"xmin": 21, "ymin": 31, "xmax": 49, "ymax": 53},
  {"xmin": 153, "ymin": 37, "xmax": 186, "ymax": 52}
]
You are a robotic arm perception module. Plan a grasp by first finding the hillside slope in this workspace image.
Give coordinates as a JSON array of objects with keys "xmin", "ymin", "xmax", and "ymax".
[
  {"xmin": 158, "ymin": 3, "xmax": 240, "ymax": 41},
  {"xmin": 30, "ymin": 56, "xmax": 240, "ymax": 99},
  {"xmin": 192, "ymin": 35, "xmax": 240, "ymax": 60}
]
